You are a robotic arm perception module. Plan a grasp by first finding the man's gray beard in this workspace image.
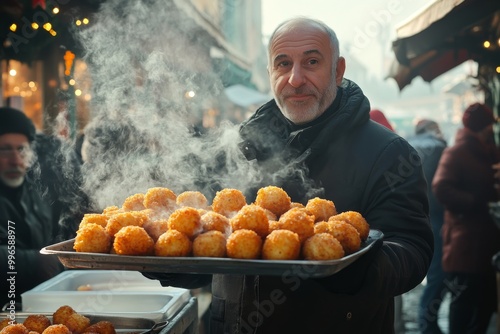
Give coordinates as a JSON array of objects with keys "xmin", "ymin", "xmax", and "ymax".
[{"xmin": 0, "ymin": 175, "xmax": 24, "ymax": 188}]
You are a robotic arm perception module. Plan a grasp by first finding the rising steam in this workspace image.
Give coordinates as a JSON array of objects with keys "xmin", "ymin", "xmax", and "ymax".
[{"xmin": 75, "ymin": 0, "xmax": 263, "ymax": 210}]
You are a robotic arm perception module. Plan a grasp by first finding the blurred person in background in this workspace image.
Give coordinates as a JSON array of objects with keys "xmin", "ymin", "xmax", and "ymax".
[
  {"xmin": 145, "ymin": 17, "xmax": 433, "ymax": 333},
  {"xmin": 370, "ymin": 109, "xmax": 395, "ymax": 132},
  {"xmin": 432, "ymin": 103, "xmax": 500, "ymax": 334},
  {"xmin": 0, "ymin": 107, "xmax": 63, "ymax": 309},
  {"xmin": 408, "ymin": 119, "xmax": 448, "ymax": 334}
]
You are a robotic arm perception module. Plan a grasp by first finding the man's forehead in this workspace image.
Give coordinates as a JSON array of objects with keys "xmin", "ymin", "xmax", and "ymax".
[{"xmin": 270, "ymin": 23, "xmax": 331, "ymax": 58}]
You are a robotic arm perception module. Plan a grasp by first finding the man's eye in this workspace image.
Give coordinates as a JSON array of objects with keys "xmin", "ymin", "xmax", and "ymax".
[
  {"xmin": 308, "ymin": 59, "xmax": 319, "ymax": 65},
  {"xmin": 277, "ymin": 61, "xmax": 291, "ymax": 67}
]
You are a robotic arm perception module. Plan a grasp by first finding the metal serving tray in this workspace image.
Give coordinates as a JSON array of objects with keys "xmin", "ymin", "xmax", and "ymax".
[
  {"xmin": 41, "ymin": 230, "xmax": 383, "ymax": 278},
  {"xmin": 0, "ymin": 313, "xmax": 164, "ymax": 334}
]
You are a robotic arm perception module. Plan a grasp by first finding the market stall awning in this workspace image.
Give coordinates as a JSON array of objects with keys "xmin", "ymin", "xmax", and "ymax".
[{"xmin": 388, "ymin": 0, "xmax": 500, "ymax": 90}]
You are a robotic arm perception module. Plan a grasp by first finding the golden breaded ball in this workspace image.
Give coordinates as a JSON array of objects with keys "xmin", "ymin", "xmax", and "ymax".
[
  {"xmin": 278, "ymin": 207, "xmax": 315, "ymax": 243},
  {"xmin": 143, "ymin": 187, "xmax": 177, "ymax": 212},
  {"xmin": 305, "ymin": 197, "xmax": 337, "ymax": 222},
  {"xmin": 254, "ymin": 186, "xmax": 291, "ymax": 217},
  {"xmin": 63, "ymin": 313, "xmax": 90, "ymax": 334},
  {"xmin": 41, "ymin": 325, "xmax": 71, "ymax": 334},
  {"xmin": 155, "ymin": 230, "xmax": 192, "ymax": 257},
  {"xmin": 230, "ymin": 204, "xmax": 269, "ymax": 238},
  {"xmin": 23, "ymin": 315, "xmax": 51, "ymax": 334},
  {"xmin": 212, "ymin": 188, "xmax": 246, "ymax": 218},
  {"xmin": 329, "ymin": 211, "xmax": 370, "ymax": 241},
  {"xmin": 313, "ymin": 221, "xmax": 331, "ymax": 234},
  {"xmin": 105, "ymin": 211, "xmax": 148, "ymax": 237},
  {"xmin": 289, "ymin": 202, "xmax": 305, "ymax": 209},
  {"xmin": 200, "ymin": 211, "xmax": 231, "ymax": 235},
  {"xmin": 176, "ymin": 191, "xmax": 208, "ymax": 209},
  {"xmin": 122, "ymin": 193, "xmax": 146, "ymax": 211},
  {"xmin": 226, "ymin": 229, "xmax": 262, "ymax": 259},
  {"xmin": 302, "ymin": 233, "xmax": 345, "ymax": 260},
  {"xmin": 268, "ymin": 220, "xmax": 282, "ymax": 233},
  {"xmin": 143, "ymin": 219, "xmax": 169, "ymax": 242},
  {"xmin": 327, "ymin": 220, "xmax": 361, "ymax": 254},
  {"xmin": 0, "ymin": 320, "xmax": 12, "ymax": 331},
  {"xmin": 81, "ymin": 321, "xmax": 116, "ymax": 334},
  {"xmin": 193, "ymin": 231, "xmax": 227, "ymax": 257},
  {"xmin": 0, "ymin": 324, "xmax": 29, "ymax": 334},
  {"xmin": 113, "ymin": 226, "xmax": 154, "ymax": 256},
  {"xmin": 102, "ymin": 205, "xmax": 121, "ymax": 216},
  {"xmin": 74, "ymin": 223, "xmax": 112, "ymax": 253},
  {"xmin": 79, "ymin": 213, "xmax": 109, "ymax": 229},
  {"xmin": 167, "ymin": 207, "xmax": 202, "ymax": 239},
  {"xmin": 262, "ymin": 230, "xmax": 300, "ymax": 260},
  {"xmin": 53, "ymin": 305, "xmax": 76, "ymax": 325}
]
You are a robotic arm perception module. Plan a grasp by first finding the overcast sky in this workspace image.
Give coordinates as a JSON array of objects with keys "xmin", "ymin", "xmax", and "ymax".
[{"xmin": 261, "ymin": 0, "xmax": 436, "ymax": 77}]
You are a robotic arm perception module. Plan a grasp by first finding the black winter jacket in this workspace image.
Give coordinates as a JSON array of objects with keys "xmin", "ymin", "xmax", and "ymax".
[
  {"xmin": 147, "ymin": 79, "xmax": 433, "ymax": 334},
  {"xmin": 0, "ymin": 179, "xmax": 63, "ymax": 308}
]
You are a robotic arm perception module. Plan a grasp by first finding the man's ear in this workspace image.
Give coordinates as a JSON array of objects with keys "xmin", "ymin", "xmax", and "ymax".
[{"xmin": 335, "ymin": 57, "xmax": 346, "ymax": 86}]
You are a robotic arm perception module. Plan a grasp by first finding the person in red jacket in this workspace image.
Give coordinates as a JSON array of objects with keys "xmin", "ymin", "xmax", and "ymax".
[{"xmin": 432, "ymin": 102, "xmax": 500, "ymax": 334}]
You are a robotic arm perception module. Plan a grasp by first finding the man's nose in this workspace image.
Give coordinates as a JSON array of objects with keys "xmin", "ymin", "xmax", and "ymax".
[{"xmin": 288, "ymin": 65, "xmax": 306, "ymax": 88}]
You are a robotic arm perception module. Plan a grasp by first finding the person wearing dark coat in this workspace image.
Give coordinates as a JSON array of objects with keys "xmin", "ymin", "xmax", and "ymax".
[
  {"xmin": 0, "ymin": 107, "xmax": 63, "ymax": 310},
  {"xmin": 144, "ymin": 18, "xmax": 433, "ymax": 334},
  {"xmin": 408, "ymin": 119, "xmax": 448, "ymax": 334},
  {"xmin": 432, "ymin": 103, "xmax": 500, "ymax": 334}
]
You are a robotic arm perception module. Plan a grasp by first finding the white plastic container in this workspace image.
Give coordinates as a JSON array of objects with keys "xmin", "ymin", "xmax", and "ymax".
[{"xmin": 21, "ymin": 270, "xmax": 191, "ymax": 321}]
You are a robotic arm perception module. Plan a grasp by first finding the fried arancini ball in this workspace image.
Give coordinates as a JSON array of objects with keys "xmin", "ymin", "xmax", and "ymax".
[
  {"xmin": 211, "ymin": 188, "xmax": 246, "ymax": 218},
  {"xmin": 81, "ymin": 321, "xmax": 116, "ymax": 334},
  {"xmin": 327, "ymin": 220, "xmax": 361, "ymax": 254},
  {"xmin": 122, "ymin": 193, "xmax": 146, "ymax": 211},
  {"xmin": 155, "ymin": 229, "xmax": 192, "ymax": 257},
  {"xmin": 278, "ymin": 207, "xmax": 315, "ymax": 243},
  {"xmin": 0, "ymin": 324, "xmax": 28, "ymax": 334},
  {"xmin": 267, "ymin": 220, "xmax": 282, "ymax": 233},
  {"xmin": 262, "ymin": 208, "xmax": 277, "ymax": 222},
  {"xmin": 79, "ymin": 213, "xmax": 109, "ymax": 229},
  {"xmin": 254, "ymin": 186, "xmax": 291, "ymax": 217},
  {"xmin": 329, "ymin": 211, "xmax": 370, "ymax": 241},
  {"xmin": 105, "ymin": 211, "xmax": 148, "ymax": 237},
  {"xmin": 289, "ymin": 202, "xmax": 305, "ymax": 209},
  {"xmin": 226, "ymin": 229, "xmax": 262, "ymax": 259},
  {"xmin": 0, "ymin": 320, "xmax": 12, "ymax": 331},
  {"xmin": 143, "ymin": 218, "xmax": 169, "ymax": 242},
  {"xmin": 305, "ymin": 197, "xmax": 337, "ymax": 222},
  {"xmin": 41, "ymin": 325, "xmax": 71, "ymax": 334},
  {"xmin": 192, "ymin": 231, "xmax": 227, "ymax": 257},
  {"xmin": 102, "ymin": 205, "xmax": 121, "ymax": 216},
  {"xmin": 167, "ymin": 207, "xmax": 202, "ymax": 239},
  {"xmin": 143, "ymin": 187, "xmax": 177, "ymax": 211},
  {"xmin": 200, "ymin": 211, "xmax": 230, "ymax": 235},
  {"xmin": 230, "ymin": 204, "xmax": 269, "ymax": 238},
  {"xmin": 176, "ymin": 191, "xmax": 209, "ymax": 209},
  {"xmin": 302, "ymin": 233, "xmax": 345, "ymax": 260},
  {"xmin": 113, "ymin": 226, "xmax": 154, "ymax": 256},
  {"xmin": 23, "ymin": 315, "xmax": 50, "ymax": 333},
  {"xmin": 53, "ymin": 305, "xmax": 76, "ymax": 325},
  {"xmin": 63, "ymin": 313, "xmax": 90, "ymax": 334},
  {"xmin": 313, "ymin": 221, "xmax": 331, "ymax": 234},
  {"xmin": 262, "ymin": 230, "xmax": 300, "ymax": 260},
  {"xmin": 74, "ymin": 223, "xmax": 112, "ymax": 253}
]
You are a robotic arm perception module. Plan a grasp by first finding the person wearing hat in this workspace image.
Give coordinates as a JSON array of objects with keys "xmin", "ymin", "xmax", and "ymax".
[
  {"xmin": 432, "ymin": 103, "xmax": 500, "ymax": 333},
  {"xmin": 408, "ymin": 119, "xmax": 448, "ymax": 334},
  {"xmin": 0, "ymin": 107, "xmax": 63, "ymax": 310}
]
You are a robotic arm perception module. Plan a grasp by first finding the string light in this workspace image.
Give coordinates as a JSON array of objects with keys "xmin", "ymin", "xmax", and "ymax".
[
  {"xmin": 483, "ymin": 40, "xmax": 491, "ymax": 48},
  {"xmin": 31, "ymin": 22, "xmax": 39, "ymax": 30},
  {"xmin": 52, "ymin": 7, "xmax": 60, "ymax": 14},
  {"xmin": 9, "ymin": 24, "xmax": 17, "ymax": 32}
]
